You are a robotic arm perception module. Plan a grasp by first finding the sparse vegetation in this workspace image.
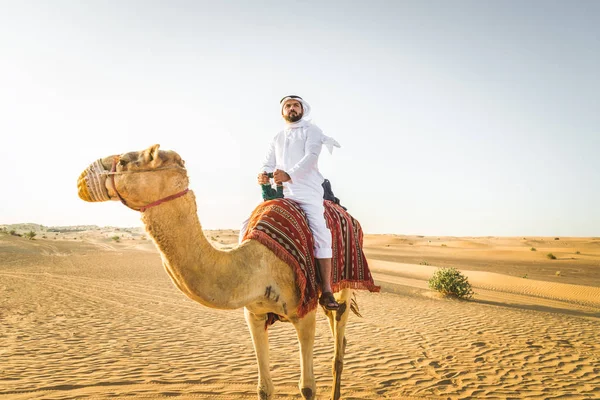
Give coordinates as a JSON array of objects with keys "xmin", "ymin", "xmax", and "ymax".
[
  {"xmin": 428, "ymin": 267, "xmax": 474, "ymax": 299},
  {"xmin": 111, "ymin": 236, "xmax": 120, "ymax": 243},
  {"xmin": 24, "ymin": 231, "xmax": 36, "ymax": 240},
  {"xmin": 576, "ymin": 251, "xmax": 580, "ymax": 255},
  {"xmin": 9, "ymin": 229, "xmax": 16, "ymax": 236},
  {"xmin": 554, "ymin": 237, "xmax": 560, "ymax": 240},
  {"xmin": 530, "ymin": 247, "xmax": 536, "ymax": 251},
  {"xmin": 419, "ymin": 261, "xmax": 430, "ymax": 266},
  {"xmin": 522, "ymin": 274, "xmax": 528, "ymax": 279},
  {"xmin": 547, "ymin": 253, "xmax": 557, "ymax": 260},
  {"xmin": 441, "ymin": 244, "xmax": 447, "ymax": 247},
  {"xmin": 555, "ymin": 271, "xmax": 561, "ymax": 276}
]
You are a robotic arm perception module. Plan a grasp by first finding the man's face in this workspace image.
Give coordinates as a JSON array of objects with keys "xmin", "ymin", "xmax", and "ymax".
[{"xmin": 282, "ymin": 100, "xmax": 303, "ymax": 122}]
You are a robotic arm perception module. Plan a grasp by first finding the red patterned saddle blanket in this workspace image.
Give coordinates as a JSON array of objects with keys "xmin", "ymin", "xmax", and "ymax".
[{"xmin": 242, "ymin": 198, "xmax": 380, "ymax": 318}]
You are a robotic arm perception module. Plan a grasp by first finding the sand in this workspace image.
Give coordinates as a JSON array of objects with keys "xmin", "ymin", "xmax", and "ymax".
[{"xmin": 1, "ymin": 227, "xmax": 599, "ymax": 399}]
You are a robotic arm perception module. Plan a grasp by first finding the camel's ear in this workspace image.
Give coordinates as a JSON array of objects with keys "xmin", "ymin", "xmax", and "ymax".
[
  {"xmin": 144, "ymin": 144, "xmax": 160, "ymax": 163},
  {"xmin": 174, "ymin": 153, "xmax": 185, "ymax": 167}
]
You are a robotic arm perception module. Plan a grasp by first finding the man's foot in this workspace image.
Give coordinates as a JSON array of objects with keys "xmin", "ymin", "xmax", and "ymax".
[{"xmin": 319, "ymin": 291, "xmax": 340, "ymax": 311}]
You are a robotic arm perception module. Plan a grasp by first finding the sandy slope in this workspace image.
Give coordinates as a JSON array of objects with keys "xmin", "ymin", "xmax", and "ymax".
[{"xmin": 1, "ymin": 231, "xmax": 599, "ymax": 399}]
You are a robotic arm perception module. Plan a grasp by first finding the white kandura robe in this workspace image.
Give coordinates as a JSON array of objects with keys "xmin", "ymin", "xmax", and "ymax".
[{"xmin": 239, "ymin": 119, "xmax": 340, "ymax": 258}]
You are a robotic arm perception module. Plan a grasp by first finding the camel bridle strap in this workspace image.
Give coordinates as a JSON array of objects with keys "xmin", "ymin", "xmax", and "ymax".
[{"xmin": 107, "ymin": 156, "xmax": 189, "ymax": 212}]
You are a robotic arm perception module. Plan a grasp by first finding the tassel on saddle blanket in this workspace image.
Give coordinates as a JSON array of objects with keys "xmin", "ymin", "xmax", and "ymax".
[{"xmin": 242, "ymin": 198, "xmax": 380, "ymax": 323}]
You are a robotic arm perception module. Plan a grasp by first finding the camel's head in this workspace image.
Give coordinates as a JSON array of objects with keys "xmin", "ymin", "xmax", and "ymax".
[{"xmin": 77, "ymin": 144, "xmax": 188, "ymax": 211}]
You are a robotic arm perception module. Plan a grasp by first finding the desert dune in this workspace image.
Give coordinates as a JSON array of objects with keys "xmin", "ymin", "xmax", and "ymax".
[{"xmin": 1, "ymin": 225, "xmax": 599, "ymax": 399}]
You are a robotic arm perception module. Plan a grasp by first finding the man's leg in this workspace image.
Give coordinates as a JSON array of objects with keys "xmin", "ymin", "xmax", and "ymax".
[
  {"xmin": 317, "ymin": 258, "xmax": 334, "ymax": 294},
  {"xmin": 296, "ymin": 198, "xmax": 339, "ymax": 310},
  {"xmin": 317, "ymin": 258, "xmax": 339, "ymax": 310}
]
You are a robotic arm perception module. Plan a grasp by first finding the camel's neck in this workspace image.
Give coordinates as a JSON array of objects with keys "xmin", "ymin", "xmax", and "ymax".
[{"xmin": 141, "ymin": 191, "xmax": 259, "ymax": 310}]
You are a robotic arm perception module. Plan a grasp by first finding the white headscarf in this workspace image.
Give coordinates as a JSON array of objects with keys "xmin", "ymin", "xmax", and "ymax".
[
  {"xmin": 280, "ymin": 95, "xmax": 311, "ymax": 120},
  {"xmin": 279, "ymin": 95, "xmax": 341, "ymax": 154}
]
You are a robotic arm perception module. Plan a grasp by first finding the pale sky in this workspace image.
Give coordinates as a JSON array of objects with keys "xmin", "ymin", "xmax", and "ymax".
[{"xmin": 1, "ymin": 1, "xmax": 599, "ymax": 236}]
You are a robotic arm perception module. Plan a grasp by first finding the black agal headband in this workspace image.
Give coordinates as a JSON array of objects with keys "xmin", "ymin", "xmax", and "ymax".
[{"xmin": 279, "ymin": 95, "xmax": 303, "ymax": 104}]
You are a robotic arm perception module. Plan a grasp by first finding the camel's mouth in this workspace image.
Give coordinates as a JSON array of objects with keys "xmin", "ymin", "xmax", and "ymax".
[{"xmin": 77, "ymin": 159, "xmax": 111, "ymax": 202}]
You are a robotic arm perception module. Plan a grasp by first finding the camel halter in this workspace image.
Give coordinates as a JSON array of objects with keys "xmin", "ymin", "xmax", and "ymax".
[{"xmin": 106, "ymin": 156, "xmax": 189, "ymax": 212}]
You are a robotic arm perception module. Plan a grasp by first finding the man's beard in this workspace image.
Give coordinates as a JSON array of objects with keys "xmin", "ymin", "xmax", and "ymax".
[{"xmin": 284, "ymin": 111, "xmax": 303, "ymax": 123}]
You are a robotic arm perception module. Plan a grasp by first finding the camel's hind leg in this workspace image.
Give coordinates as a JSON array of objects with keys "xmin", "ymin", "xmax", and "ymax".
[
  {"xmin": 244, "ymin": 308, "xmax": 274, "ymax": 400},
  {"xmin": 324, "ymin": 289, "xmax": 352, "ymax": 400},
  {"xmin": 292, "ymin": 309, "xmax": 317, "ymax": 399}
]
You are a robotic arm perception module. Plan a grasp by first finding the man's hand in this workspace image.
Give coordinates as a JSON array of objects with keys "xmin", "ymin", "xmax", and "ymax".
[
  {"xmin": 273, "ymin": 169, "xmax": 291, "ymax": 184},
  {"xmin": 257, "ymin": 172, "xmax": 269, "ymax": 185}
]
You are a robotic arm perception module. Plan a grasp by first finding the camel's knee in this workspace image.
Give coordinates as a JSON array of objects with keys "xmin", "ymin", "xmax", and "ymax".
[{"xmin": 301, "ymin": 387, "xmax": 314, "ymax": 399}]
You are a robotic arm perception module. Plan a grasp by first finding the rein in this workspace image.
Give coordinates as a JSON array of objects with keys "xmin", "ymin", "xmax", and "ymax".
[{"xmin": 105, "ymin": 156, "xmax": 189, "ymax": 212}]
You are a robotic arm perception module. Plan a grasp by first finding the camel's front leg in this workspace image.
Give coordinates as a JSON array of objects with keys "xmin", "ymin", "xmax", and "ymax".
[
  {"xmin": 292, "ymin": 309, "xmax": 317, "ymax": 400},
  {"xmin": 244, "ymin": 308, "xmax": 274, "ymax": 400}
]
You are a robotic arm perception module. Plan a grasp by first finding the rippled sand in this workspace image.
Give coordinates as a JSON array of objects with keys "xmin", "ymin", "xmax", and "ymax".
[{"xmin": 1, "ymin": 231, "xmax": 599, "ymax": 399}]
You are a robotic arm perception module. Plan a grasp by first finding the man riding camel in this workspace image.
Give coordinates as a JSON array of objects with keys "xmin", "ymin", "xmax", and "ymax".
[{"xmin": 242, "ymin": 95, "xmax": 341, "ymax": 310}]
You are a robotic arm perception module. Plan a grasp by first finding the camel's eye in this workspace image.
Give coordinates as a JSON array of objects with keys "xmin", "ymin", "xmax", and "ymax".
[{"xmin": 119, "ymin": 159, "xmax": 128, "ymax": 167}]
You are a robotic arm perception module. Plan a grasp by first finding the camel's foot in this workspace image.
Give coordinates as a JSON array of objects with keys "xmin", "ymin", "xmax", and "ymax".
[
  {"xmin": 257, "ymin": 383, "xmax": 274, "ymax": 400},
  {"xmin": 298, "ymin": 379, "xmax": 316, "ymax": 400},
  {"xmin": 301, "ymin": 387, "xmax": 314, "ymax": 400}
]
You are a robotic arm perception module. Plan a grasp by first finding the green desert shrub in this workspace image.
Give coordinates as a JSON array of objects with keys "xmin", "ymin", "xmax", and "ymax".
[
  {"xmin": 428, "ymin": 267, "xmax": 474, "ymax": 299},
  {"xmin": 547, "ymin": 253, "xmax": 557, "ymax": 260},
  {"xmin": 530, "ymin": 247, "xmax": 536, "ymax": 251},
  {"xmin": 25, "ymin": 231, "xmax": 36, "ymax": 240},
  {"xmin": 111, "ymin": 235, "xmax": 120, "ymax": 242}
]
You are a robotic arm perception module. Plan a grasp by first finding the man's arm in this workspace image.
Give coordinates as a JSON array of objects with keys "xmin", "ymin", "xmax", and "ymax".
[
  {"xmin": 260, "ymin": 138, "xmax": 276, "ymax": 174},
  {"xmin": 286, "ymin": 127, "xmax": 323, "ymax": 183}
]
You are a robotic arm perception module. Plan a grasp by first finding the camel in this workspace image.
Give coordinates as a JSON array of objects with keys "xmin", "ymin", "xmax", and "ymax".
[{"xmin": 77, "ymin": 144, "xmax": 365, "ymax": 400}]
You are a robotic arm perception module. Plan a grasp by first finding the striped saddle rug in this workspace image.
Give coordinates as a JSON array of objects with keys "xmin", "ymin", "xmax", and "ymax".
[{"xmin": 242, "ymin": 198, "xmax": 380, "ymax": 319}]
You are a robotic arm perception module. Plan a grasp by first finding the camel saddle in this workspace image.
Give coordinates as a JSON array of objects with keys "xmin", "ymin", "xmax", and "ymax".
[{"xmin": 242, "ymin": 198, "xmax": 380, "ymax": 319}]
